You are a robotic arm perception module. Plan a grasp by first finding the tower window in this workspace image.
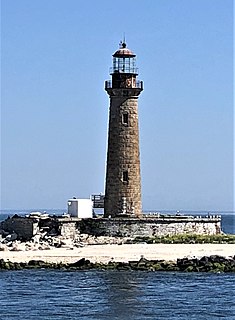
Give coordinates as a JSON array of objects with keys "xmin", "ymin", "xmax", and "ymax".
[
  {"xmin": 123, "ymin": 171, "xmax": 128, "ymax": 183},
  {"xmin": 122, "ymin": 113, "xmax": 128, "ymax": 125}
]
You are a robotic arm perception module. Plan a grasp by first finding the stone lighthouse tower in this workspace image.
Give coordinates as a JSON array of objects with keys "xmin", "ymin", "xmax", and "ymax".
[{"xmin": 104, "ymin": 41, "xmax": 143, "ymax": 218}]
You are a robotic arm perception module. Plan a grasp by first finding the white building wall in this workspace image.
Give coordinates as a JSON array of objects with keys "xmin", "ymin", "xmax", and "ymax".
[{"xmin": 67, "ymin": 199, "xmax": 93, "ymax": 218}]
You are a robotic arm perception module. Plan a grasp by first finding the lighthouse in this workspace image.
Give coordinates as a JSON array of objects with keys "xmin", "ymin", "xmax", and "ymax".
[{"xmin": 104, "ymin": 41, "xmax": 143, "ymax": 218}]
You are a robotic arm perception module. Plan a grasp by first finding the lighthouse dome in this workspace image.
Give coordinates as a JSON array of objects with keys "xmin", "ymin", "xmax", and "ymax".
[{"xmin": 113, "ymin": 42, "xmax": 136, "ymax": 58}]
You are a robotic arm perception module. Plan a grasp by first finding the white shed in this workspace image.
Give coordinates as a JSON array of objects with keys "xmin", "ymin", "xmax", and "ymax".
[{"xmin": 67, "ymin": 198, "xmax": 93, "ymax": 218}]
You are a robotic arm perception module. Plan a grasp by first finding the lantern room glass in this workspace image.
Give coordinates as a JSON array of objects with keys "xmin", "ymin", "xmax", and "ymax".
[{"xmin": 112, "ymin": 57, "xmax": 137, "ymax": 74}]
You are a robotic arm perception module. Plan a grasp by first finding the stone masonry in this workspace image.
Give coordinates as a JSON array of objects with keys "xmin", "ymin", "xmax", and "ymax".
[
  {"xmin": 104, "ymin": 42, "xmax": 143, "ymax": 218},
  {"xmin": 80, "ymin": 216, "xmax": 222, "ymax": 238},
  {"xmin": 0, "ymin": 215, "xmax": 222, "ymax": 240},
  {"xmin": 105, "ymin": 96, "xmax": 142, "ymax": 217},
  {"xmin": 1, "ymin": 216, "xmax": 39, "ymax": 240}
]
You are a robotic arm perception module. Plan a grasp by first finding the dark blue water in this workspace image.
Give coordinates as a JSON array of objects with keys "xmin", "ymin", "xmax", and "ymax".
[
  {"xmin": 1, "ymin": 210, "xmax": 234, "ymax": 234},
  {"xmin": 0, "ymin": 270, "xmax": 234, "ymax": 320}
]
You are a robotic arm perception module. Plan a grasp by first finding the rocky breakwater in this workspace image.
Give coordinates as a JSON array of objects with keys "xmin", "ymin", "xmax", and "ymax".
[{"xmin": 0, "ymin": 255, "xmax": 235, "ymax": 273}]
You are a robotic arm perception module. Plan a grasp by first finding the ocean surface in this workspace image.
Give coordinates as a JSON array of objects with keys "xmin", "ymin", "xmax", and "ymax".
[
  {"xmin": 0, "ymin": 270, "xmax": 235, "ymax": 320},
  {"xmin": 0, "ymin": 209, "xmax": 234, "ymax": 234}
]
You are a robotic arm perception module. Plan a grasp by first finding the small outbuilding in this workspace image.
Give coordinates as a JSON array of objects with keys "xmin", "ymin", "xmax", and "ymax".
[{"xmin": 67, "ymin": 198, "xmax": 93, "ymax": 218}]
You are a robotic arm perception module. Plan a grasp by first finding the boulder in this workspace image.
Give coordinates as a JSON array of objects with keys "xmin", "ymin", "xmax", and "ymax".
[
  {"xmin": 27, "ymin": 260, "xmax": 46, "ymax": 267},
  {"xmin": 208, "ymin": 255, "xmax": 228, "ymax": 264},
  {"xmin": 0, "ymin": 244, "xmax": 8, "ymax": 251},
  {"xmin": 69, "ymin": 258, "xmax": 91, "ymax": 269},
  {"xmin": 5, "ymin": 233, "xmax": 18, "ymax": 241},
  {"xmin": 116, "ymin": 261, "xmax": 131, "ymax": 270}
]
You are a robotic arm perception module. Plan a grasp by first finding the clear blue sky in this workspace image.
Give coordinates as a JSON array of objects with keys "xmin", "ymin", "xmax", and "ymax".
[{"xmin": 1, "ymin": 0, "xmax": 233, "ymax": 211}]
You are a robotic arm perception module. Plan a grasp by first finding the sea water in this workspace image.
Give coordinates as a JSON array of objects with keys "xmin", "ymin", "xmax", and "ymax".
[{"xmin": 0, "ymin": 270, "xmax": 235, "ymax": 319}]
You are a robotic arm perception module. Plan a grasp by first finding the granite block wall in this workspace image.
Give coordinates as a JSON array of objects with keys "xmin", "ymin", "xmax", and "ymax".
[
  {"xmin": 104, "ymin": 95, "xmax": 142, "ymax": 218},
  {"xmin": 79, "ymin": 217, "xmax": 221, "ymax": 237},
  {"xmin": 1, "ymin": 217, "xmax": 39, "ymax": 240}
]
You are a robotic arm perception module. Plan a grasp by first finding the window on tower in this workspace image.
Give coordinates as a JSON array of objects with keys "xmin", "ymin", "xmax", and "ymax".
[
  {"xmin": 123, "ymin": 171, "xmax": 128, "ymax": 183},
  {"xmin": 122, "ymin": 113, "xmax": 128, "ymax": 125}
]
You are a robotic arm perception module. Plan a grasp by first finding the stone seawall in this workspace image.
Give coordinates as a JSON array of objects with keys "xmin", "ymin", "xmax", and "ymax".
[
  {"xmin": 79, "ymin": 216, "xmax": 221, "ymax": 237},
  {"xmin": 1, "ymin": 215, "xmax": 222, "ymax": 240}
]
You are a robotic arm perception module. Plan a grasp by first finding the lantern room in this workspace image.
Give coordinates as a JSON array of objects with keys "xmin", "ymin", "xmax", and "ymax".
[
  {"xmin": 105, "ymin": 41, "xmax": 143, "ymax": 91},
  {"xmin": 110, "ymin": 42, "xmax": 138, "ymax": 75}
]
